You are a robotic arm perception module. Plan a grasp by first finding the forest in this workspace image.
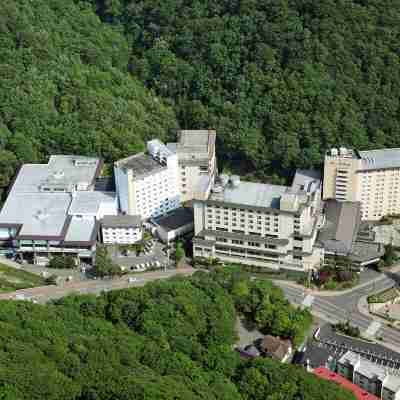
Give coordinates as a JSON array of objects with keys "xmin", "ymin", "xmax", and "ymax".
[
  {"xmin": 1, "ymin": 0, "xmax": 400, "ymax": 196},
  {"xmin": 0, "ymin": 269, "xmax": 355, "ymax": 400}
]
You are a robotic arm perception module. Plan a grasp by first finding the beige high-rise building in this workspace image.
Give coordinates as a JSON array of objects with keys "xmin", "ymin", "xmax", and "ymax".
[
  {"xmin": 193, "ymin": 170, "xmax": 324, "ymax": 272},
  {"xmin": 323, "ymin": 147, "xmax": 400, "ymax": 221},
  {"xmin": 167, "ymin": 130, "xmax": 217, "ymax": 202}
]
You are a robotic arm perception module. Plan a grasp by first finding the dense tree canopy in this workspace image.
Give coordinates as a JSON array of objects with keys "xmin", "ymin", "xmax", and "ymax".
[
  {"xmin": 2, "ymin": 0, "xmax": 399, "ymax": 189},
  {"xmin": 82, "ymin": 0, "xmax": 400, "ymax": 180},
  {"xmin": 0, "ymin": 269, "xmax": 355, "ymax": 399},
  {"xmin": 0, "ymin": 0, "xmax": 177, "ymax": 197}
]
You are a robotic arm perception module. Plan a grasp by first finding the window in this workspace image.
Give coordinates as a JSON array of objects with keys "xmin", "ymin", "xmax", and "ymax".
[{"xmin": 232, "ymin": 239, "xmax": 243, "ymax": 245}]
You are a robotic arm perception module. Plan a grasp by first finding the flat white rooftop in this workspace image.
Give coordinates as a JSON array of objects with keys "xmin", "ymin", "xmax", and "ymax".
[
  {"xmin": 359, "ymin": 148, "xmax": 400, "ymax": 171},
  {"xmin": 69, "ymin": 191, "xmax": 116, "ymax": 216},
  {"xmin": 210, "ymin": 181, "xmax": 287, "ymax": 209},
  {"xmin": 0, "ymin": 193, "xmax": 70, "ymax": 238},
  {"xmin": 0, "ymin": 155, "xmax": 103, "ymax": 243},
  {"xmin": 12, "ymin": 155, "xmax": 100, "ymax": 193}
]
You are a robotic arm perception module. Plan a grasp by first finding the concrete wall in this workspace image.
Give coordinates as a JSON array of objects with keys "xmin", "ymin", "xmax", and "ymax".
[
  {"xmin": 102, "ymin": 226, "xmax": 142, "ymax": 244},
  {"xmin": 323, "ymin": 154, "xmax": 360, "ymax": 201},
  {"xmin": 114, "ymin": 166, "xmax": 129, "ymax": 214},
  {"xmin": 358, "ymin": 168, "xmax": 400, "ymax": 220}
]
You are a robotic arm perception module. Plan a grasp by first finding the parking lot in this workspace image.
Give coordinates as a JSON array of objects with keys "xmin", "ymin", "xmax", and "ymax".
[{"xmin": 109, "ymin": 240, "xmax": 172, "ymax": 272}]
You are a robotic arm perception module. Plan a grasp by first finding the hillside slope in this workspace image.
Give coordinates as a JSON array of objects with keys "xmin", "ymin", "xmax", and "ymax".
[
  {"xmin": 0, "ymin": 0, "xmax": 177, "ymax": 195},
  {"xmin": 87, "ymin": 0, "xmax": 400, "ymax": 179}
]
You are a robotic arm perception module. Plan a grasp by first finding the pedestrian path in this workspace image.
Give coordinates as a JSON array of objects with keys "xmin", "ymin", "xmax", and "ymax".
[{"xmin": 364, "ymin": 321, "xmax": 382, "ymax": 338}]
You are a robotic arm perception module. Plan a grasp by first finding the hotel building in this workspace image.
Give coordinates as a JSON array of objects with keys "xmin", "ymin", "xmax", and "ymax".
[
  {"xmin": 101, "ymin": 215, "xmax": 142, "ymax": 245},
  {"xmin": 193, "ymin": 170, "xmax": 324, "ymax": 271},
  {"xmin": 324, "ymin": 147, "xmax": 400, "ymax": 220},
  {"xmin": 114, "ymin": 139, "xmax": 180, "ymax": 220},
  {"xmin": 0, "ymin": 155, "xmax": 118, "ymax": 264},
  {"xmin": 167, "ymin": 130, "xmax": 217, "ymax": 202}
]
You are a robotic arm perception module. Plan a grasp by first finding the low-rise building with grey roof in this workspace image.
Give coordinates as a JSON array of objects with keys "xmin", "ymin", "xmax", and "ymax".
[
  {"xmin": 337, "ymin": 350, "xmax": 400, "ymax": 400},
  {"xmin": 152, "ymin": 207, "xmax": 194, "ymax": 243},
  {"xmin": 114, "ymin": 140, "xmax": 180, "ymax": 220},
  {"xmin": 167, "ymin": 129, "xmax": 217, "ymax": 202},
  {"xmin": 324, "ymin": 147, "xmax": 400, "ymax": 221},
  {"xmin": 317, "ymin": 199, "xmax": 384, "ymax": 266},
  {"xmin": 0, "ymin": 155, "xmax": 117, "ymax": 264},
  {"xmin": 193, "ymin": 170, "xmax": 324, "ymax": 272},
  {"xmin": 101, "ymin": 215, "xmax": 142, "ymax": 245}
]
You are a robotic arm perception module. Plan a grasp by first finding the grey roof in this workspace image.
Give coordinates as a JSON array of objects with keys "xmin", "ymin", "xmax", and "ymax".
[
  {"xmin": 69, "ymin": 191, "xmax": 116, "ymax": 216},
  {"xmin": 384, "ymin": 375, "xmax": 400, "ymax": 393},
  {"xmin": 291, "ymin": 169, "xmax": 321, "ymax": 193},
  {"xmin": 179, "ymin": 130, "xmax": 215, "ymax": 148},
  {"xmin": 0, "ymin": 193, "xmax": 71, "ymax": 238},
  {"xmin": 11, "ymin": 155, "xmax": 100, "ymax": 193},
  {"xmin": 359, "ymin": 148, "xmax": 400, "ymax": 171},
  {"xmin": 172, "ymin": 130, "xmax": 216, "ymax": 159},
  {"xmin": 292, "ymin": 341, "xmax": 332, "ymax": 369},
  {"xmin": 339, "ymin": 351, "xmax": 387, "ymax": 380},
  {"xmin": 64, "ymin": 218, "xmax": 96, "ymax": 243},
  {"xmin": 153, "ymin": 207, "xmax": 194, "ymax": 232},
  {"xmin": 114, "ymin": 153, "xmax": 165, "ymax": 178},
  {"xmin": 350, "ymin": 241, "xmax": 384, "ymax": 263},
  {"xmin": 317, "ymin": 200, "xmax": 361, "ymax": 254},
  {"xmin": 102, "ymin": 215, "xmax": 141, "ymax": 228},
  {"xmin": 209, "ymin": 181, "xmax": 288, "ymax": 209},
  {"xmin": 0, "ymin": 155, "xmax": 106, "ymax": 243}
]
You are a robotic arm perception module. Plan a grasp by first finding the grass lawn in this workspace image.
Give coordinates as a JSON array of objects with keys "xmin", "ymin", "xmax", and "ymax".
[
  {"xmin": 0, "ymin": 263, "xmax": 46, "ymax": 293},
  {"xmin": 368, "ymin": 286, "xmax": 399, "ymax": 304}
]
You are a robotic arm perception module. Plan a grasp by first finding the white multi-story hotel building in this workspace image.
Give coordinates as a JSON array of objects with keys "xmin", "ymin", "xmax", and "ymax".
[
  {"xmin": 0, "ymin": 155, "xmax": 118, "ymax": 264},
  {"xmin": 114, "ymin": 139, "xmax": 180, "ymax": 220},
  {"xmin": 101, "ymin": 215, "xmax": 142, "ymax": 245},
  {"xmin": 193, "ymin": 170, "xmax": 324, "ymax": 272},
  {"xmin": 324, "ymin": 147, "xmax": 400, "ymax": 221},
  {"xmin": 167, "ymin": 130, "xmax": 217, "ymax": 202}
]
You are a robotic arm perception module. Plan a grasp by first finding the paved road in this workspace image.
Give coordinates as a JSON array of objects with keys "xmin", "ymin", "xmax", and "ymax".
[
  {"xmin": 0, "ymin": 268, "xmax": 195, "ymax": 303},
  {"xmin": 274, "ymin": 273, "xmax": 400, "ymax": 351}
]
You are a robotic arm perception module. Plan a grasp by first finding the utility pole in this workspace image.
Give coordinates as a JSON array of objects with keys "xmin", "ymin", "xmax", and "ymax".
[{"xmin": 166, "ymin": 239, "xmax": 169, "ymax": 272}]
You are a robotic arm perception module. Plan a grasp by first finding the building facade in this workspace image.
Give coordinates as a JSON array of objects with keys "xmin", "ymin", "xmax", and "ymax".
[
  {"xmin": 0, "ymin": 155, "xmax": 118, "ymax": 264},
  {"xmin": 337, "ymin": 351, "xmax": 400, "ymax": 400},
  {"xmin": 167, "ymin": 130, "xmax": 217, "ymax": 202},
  {"xmin": 324, "ymin": 147, "xmax": 400, "ymax": 221},
  {"xmin": 101, "ymin": 215, "xmax": 142, "ymax": 245},
  {"xmin": 114, "ymin": 140, "xmax": 180, "ymax": 220},
  {"xmin": 193, "ymin": 170, "xmax": 324, "ymax": 272}
]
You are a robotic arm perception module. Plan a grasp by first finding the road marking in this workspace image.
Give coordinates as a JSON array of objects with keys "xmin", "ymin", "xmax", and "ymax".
[
  {"xmin": 364, "ymin": 321, "xmax": 381, "ymax": 337},
  {"xmin": 302, "ymin": 294, "xmax": 314, "ymax": 307}
]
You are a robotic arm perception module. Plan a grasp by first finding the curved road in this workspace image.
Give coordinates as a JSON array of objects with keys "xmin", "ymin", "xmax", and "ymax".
[{"xmin": 274, "ymin": 274, "xmax": 400, "ymax": 351}]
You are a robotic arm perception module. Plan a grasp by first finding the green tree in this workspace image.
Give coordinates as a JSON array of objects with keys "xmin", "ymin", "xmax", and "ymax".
[
  {"xmin": 94, "ymin": 245, "xmax": 122, "ymax": 278},
  {"xmin": 175, "ymin": 241, "xmax": 185, "ymax": 265},
  {"xmin": 48, "ymin": 255, "xmax": 76, "ymax": 269}
]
